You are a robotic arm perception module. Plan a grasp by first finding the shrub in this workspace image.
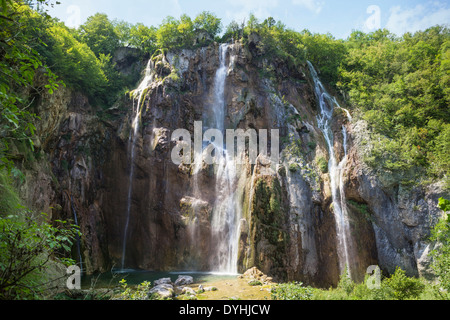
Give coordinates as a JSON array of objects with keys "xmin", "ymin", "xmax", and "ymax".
[
  {"xmin": 317, "ymin": 157, "xmax": 328, "ymax": 173},
  {"xmin": 119, "ymin": 279, "xmax": 152, "ymax": 300},
  {"xmin": 429, "ymin": 198, "xmax": 450, "ymax": 295},
  {"xmin": 0, "ymin": 213, "xmax": 79, "ymax": 299},
  {"xmin": 248, "ymin": 280, "xmax": 262, "ymax": 286},
  {"xmin": 337, "ymin": 267, "xmax": 354, "ymax": 295},
  {"xmin": 271, "ymin": 282, "xmax": 313, "ymax": 300}
]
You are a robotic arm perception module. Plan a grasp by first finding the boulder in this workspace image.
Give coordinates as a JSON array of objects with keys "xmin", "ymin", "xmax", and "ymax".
[
  {"xmin": 174, "ymin": 275, "xmax": 194, "ymax": 286},
  {"xmin": 154, "ymin": 277, "xmax": 172, "ymax": 286},
  {"xmin": 203, "ymin": 286, "xmax": 218, "ymax": 292},
  {"xmin": 240, "ymin": 267, "xmax": 274, "ymax": 285},
  {"xmin": 148, "ymin": 283, "xmax": 174, "ymax": 299},
  {"xmin": 181, "ymin": 287, "xmax": 196, "ymax": 296}
]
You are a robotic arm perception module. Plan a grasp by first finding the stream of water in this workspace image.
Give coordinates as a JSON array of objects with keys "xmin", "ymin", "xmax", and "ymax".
[
  {"xmin": 121, "ymin": 60, "xmax": 153, "ymax": 270},
  {"xmin": 307, "ymin": 61, "xmax": 353, "ymax": 278},
  {"xmin": 207, "ymin": 44, "xmax": 241, "ymax": 274}
]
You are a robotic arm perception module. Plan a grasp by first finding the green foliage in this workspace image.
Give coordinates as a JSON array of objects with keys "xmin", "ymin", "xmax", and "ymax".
[
  {"xmin": 429, "ymin": 198, "xmax": 450, "ymax": 295},
  {"xmin": 0, "ymin": 169, "xmax": 21, "ymax": 214},
  {"xmin": 299, "ymin": 30, "xmax": 346, "ymax": 85},
  {"xmin": 251, "ymin": 178, "xmax": 287, "ymax": 272},
  {"xmin": 0, "ymin": 1, "xmax": 61, "ymax": 170},
  {"xmin": 0, "ymin": 190, "xmax": 79, "ymax": 299},
  {"xmin": 193, "ymin": 11, "xmax": 222, "ymax": 41},
  {"xmin": 45, "ymin": 23, "xmax": 108, "ymax": 97},
  {"xmin": 112, "ymin": 19, "xmax": 132, "ymax": 47},
  {"xmin": 338, "ymin": 26, "xmax": 450, "ymax": 186},
  {"xmin": 248, "ymin": 280, "xmax": 262, "ymax": 286},
  {"xmin": 128, "ymin": 23, "xmax": 157, "ymax": 53},
  {"xmin": 20, "ymin": 8, "xmax": 141, "ymax": 107},
  {"xmin": 337, "ymin": 267, "xmax": 354, "ymax": 295},
  {"xmin": 77, "ymin": 13, "xmax": 120, "ymax": 57},
  {"xmin": 222, "ymin": 16, "xmax": 346, "ymax": 85},
  {"xmin": 155, "ymin": 12, "xmax": 222, "ymax": 51},
  {"xmin": 316, "ymin": 157, "xmax": 328, "ymax": 173},
  {"xmin": 311, "ymin": 266, "xmax": 425, "ymax": 300},
  {"xmin": 271, "ymin": 282, "xmax": 313, "ymax": 300},
  {"xmin": 119, "ymin": 279, "xmax": 152, "ymax": 300},
  {"xmin": 381, "ymin": 267, "xmax": 425, "ymax": 300},
  {"xmin": 348, "ymin": 200, "xmax": 372, "ymax": 221}
]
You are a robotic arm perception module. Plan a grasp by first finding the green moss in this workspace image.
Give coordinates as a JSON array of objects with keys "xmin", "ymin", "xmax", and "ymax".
[
  {"xmin": 248, "ymin": 280, "xmax": 262, "ymax": 286},
  {"xmin": 289, "ymin": 163, "xmax": 299, "ymax": 173},
  {"xmin": 317, "ymin": 157, "xmax": 328, "ymax": 173},
  {"xmin": 348, "ymin": 200, "xmax": 372, "ymax": 222},
  {"xmin": 307, "ymin": 141, "xmax": 317, "ymax": 150},
  {"xmin": 61, "ymin": 159, "xmax": 69, "ymax": 172}
]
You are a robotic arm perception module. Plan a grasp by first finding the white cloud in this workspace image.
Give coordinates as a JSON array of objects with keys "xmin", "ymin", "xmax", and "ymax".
[
  {"xmin": 226, "ymin": 0, "xmax": 279, "ymax": 23},
  {"xmin": 386, "ymin": 2, "xmax": 450, "ymax": 36},
  {"xmin": 292, "ymin": 0, "xmax": 324, "ymax": 14}
]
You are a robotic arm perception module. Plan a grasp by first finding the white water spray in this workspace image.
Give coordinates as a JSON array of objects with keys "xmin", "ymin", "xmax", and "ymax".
[
  {"xmin": 121, "ymin": 60, "xmax": 153, "ymax": 270},
  {"xmin": 206, "ymin": 44, "xmax": 241, "ymax": 274},
  {"xmin": 307, "ymin": 61, "xmax": 353, "ymax": 278}
]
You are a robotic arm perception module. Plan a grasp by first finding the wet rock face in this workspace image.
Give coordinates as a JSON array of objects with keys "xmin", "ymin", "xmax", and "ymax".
[
  {"xmin": 27, "ymin": 43, "xmax": 448, "ymax": 286},
  {"xmin": 345, "ymin": 121, "xmax": 449, "ymax": 279}
]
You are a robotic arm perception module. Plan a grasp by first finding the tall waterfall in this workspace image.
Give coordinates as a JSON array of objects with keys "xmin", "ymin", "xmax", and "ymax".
[
  {"xmin": 204, "ymin": 44, "xmax": 241, "ymax": 274},
  {"xmin": 121, "ymin": 60, "xmax": 153, "ymax": 270},
  {"xmin": 307, "ymin": 61, "xmax": 354, "ymax": 278},
  {"xmin": 70, "ymin": 196, "xmax": 83, "ymax": 273}
]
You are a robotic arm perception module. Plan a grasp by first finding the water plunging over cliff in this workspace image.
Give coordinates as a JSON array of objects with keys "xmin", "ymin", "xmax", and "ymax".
[
  {"xmin": 121, "ymin": 60, "xmax": 153, "ymax": 270},
  {"xmin": 70, "ymin": 196, "xmax": 83, "ymax": 273},
  {"xmin": 207, "ymin": 44, "xmax": 242, "ymax": 274},
  {"xmin": 307, "ymin": 61, "xmax": 354, "ymax": 278}
]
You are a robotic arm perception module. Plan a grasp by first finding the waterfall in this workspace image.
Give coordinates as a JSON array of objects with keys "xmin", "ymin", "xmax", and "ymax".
[
  {"xmin": 201, "ymin": 44, "xmax": 241, "ymax": 274},
  {"xmin": 121, "ymin": 60, "xmax": 153, "ymax": 270},
  {"xmin": 70, "ymin": 196, "xmax": 83, "ymax": 273},
  {"xmin": 307, "ymin": 61, "xmax": 354, "ymax": 278}
]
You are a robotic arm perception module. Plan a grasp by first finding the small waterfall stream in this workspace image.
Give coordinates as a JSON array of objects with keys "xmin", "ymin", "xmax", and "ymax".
[
  {"xmin": 121, "ymin": 60, "xmax": 153, "ymax": 270},
  {"xmin": 70, "ymin": 196, "xmax": 83, "ymax": 273},
  {"xmin": 307, "ymin": 61, "xmax": 354, "ymax": 278}
]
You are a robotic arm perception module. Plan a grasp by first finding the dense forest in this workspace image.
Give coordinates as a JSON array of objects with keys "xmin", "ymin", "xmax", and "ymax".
[{"xmin": 0, "ymin": 0, "xmax": 449, "ymax": 300}]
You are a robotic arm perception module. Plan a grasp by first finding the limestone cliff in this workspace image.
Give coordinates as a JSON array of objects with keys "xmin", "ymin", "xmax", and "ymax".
[{"xmin": 22, "ymin": 40, "xmax": 448, "ymax": 287}]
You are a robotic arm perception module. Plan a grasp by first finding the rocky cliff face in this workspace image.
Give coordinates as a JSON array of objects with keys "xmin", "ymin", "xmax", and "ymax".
[{"xmin": 24, "ymin": 41, "xmax": 448, "ymax": 287}]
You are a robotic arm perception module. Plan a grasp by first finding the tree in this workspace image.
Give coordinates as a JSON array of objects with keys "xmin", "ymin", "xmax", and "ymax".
[
  {"xmin": 430, "ymin": 198, "xmax": 450, "ymax": 296},
  {"xmin": 193, "ymin": 11, "xmax": 222, "ymax": 39},
  {"xmin": 113, "ymin": 19, "xmax": 132, "ymax": 47},
  {"xmin": 222, "ymin": 20, "xmax": 242, "ymax": 42},
  {"xmin": 0, "ymin": 212, "xmax": 80, "ymax": 299},
  {"xmin": 156, "ymin": 16, "xmax": 181, "ymax": 49},
  {"xmin": 78, "ymin": 13, "xmax": 119, "ymax": 57},
  {"xmin": 177, "ymin": 14, "xmax": 194, "ymax": 46},
  {"xmin": 0, "ymin": 0, "xmax": 60, "ymax": 171},
  {"xmin": 381, "ymin": 267, "xmax": 424, "ymax": 300},
  {"xmin": 129, "ymin": 23, "xmax": 157, "ymax": 53},
  {"xmin": 0, "ymin": 1, "xmax": 80, "ymax": 300},
  {"xmin": 337, "ymin": 26, "xmax": 450, "ymax": 184},
  {"xmin": 47, "ymin": 23, "xmax": 108, "ymax": 97}
]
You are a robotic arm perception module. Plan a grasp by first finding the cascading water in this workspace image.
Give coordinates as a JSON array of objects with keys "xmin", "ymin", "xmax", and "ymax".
[
  {"xmin": 70, "ymin": 196, "xmax": 83, "ymax": 273},
  {"xmin": 307, "ymin": 61, "xmax": 354, "ymax": 278},
  {"xmin": 202, "ymin": 44, "xmax": 241, "ymax": 274},
  {"xmin": 121, "ymin": 60, "xmax": 153, "ymax": 270}
]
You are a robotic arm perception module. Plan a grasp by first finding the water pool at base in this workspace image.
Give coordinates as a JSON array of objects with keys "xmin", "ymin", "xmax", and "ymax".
[{"xmin": 81, "ymin": 269, "xmax": 239, "ymax": 289}]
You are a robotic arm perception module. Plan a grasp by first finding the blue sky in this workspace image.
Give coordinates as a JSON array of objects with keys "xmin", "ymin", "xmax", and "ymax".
[{"xmin": 48, "ymin": 0, "xmax": 450, "ymax": 39}]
